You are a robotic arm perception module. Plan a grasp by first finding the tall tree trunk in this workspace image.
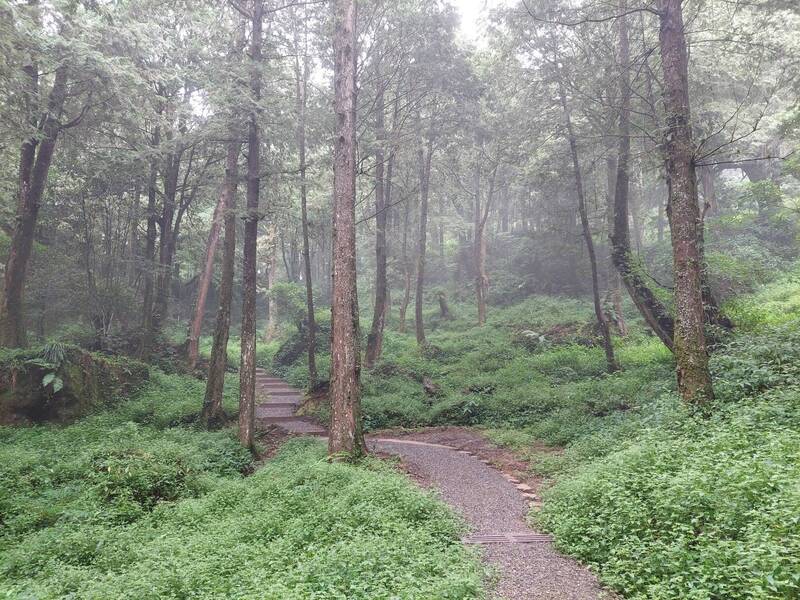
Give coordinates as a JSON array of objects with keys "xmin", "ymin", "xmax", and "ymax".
[
  {"xmin": 187, "ymin": 146, "xmax": 237, "ymax": 370},
  {"xmin": 414, "ymin": 136, "xmax": 433, "ymax": 346},
  {"xmin": 264, "ymin": 243, "xmax": 279, "ymax": 341},
  {"xmin": 555, "ymin": 57, "xmax": 618, "ymax": 373},
  {"xmin": 0, "ymin": 62, "xmax": 69, "ymax": 347},
  {"xmin": 239, "ymin": 0, "xmax": 263, "ymax": 450},
  {"xmin": 139, "ymin": 147, "xmax": 159, "ymax": 356},
  {"xmin": 658, "ymin": 0, "xmax": 714, "ymax": 405},
  {"xmin": 202, "ymin": 141, "xmax": 241, "ymax": 426},
  {"xmin": 365, "ymin": 58, "xmax": 387, "ymax": 368},
  {"xmin": 329, "ymin": 0, "xmax": 365, "ymax": 459},
  {"xmin": 293, "ymin": 9, "xmax": 317, "ymax": 387},
  {"xmin": 398, "ymin": 179, "xmax": 412, "ymax": 333},
  {"xmin": 152, "ymin": 155, "xmax": 179, "ymax": 334},
  {"xmin": 612, "ymin": 5, "xmax": 676, "ymax": 351},
  {"xmin": 605, "ymin": 155, "xmax": 627, "ymax": 336},
  {"xmin": 474, "ymin": 160, "xmax": 495, "ymax": 326}
]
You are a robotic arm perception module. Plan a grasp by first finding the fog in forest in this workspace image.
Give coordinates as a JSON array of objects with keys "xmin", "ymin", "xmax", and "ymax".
[{"xmin": 1, "ymin": 1, "xmax": 799, "ymax": 598}]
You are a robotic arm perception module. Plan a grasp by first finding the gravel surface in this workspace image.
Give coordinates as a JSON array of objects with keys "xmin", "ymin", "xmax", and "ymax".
[{"xmin": 369, "ymin": 437, "xmax": 608, "ymax": 600}]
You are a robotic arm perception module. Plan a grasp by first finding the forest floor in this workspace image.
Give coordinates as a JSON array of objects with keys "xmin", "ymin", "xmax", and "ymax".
[{"xmin": 257, "ymin": 363, "xmax": 609, "ymax": 600}]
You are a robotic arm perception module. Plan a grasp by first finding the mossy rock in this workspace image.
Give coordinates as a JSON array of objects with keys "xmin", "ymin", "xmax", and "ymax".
[{"xmin": 0, "ymin": 345, "xmax": 149, "ymax": 424}]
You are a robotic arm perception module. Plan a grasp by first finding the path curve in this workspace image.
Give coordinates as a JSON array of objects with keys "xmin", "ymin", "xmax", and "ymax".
[
  {"xmin": 369, "ymin": 437, "xmax": 607, "ymax": 600},
  {"xmin": 255, "ymin": 372, "xmax": 606, "ymax": 599}
]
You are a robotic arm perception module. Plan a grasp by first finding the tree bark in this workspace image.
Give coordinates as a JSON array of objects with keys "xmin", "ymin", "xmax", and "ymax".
[
  {"xmin": 474, "ymin": 160, "xmax": 495, "ymax": 326},
  {"xmin": 202, "ymin": 141, "xmax": 241, "ymax": 426},
  {"xmin": 398, "ymin": 179, "xmax": 413, "ymax": 333},
  {"xmin": 263, "ymin": 242, "xmax": 279, "ymax": 341},
  {"xmin": 555, "ymin": 55, "xmax": 618, "ymax": 373},
  {"xmin": 293, "ymin": 9, "xmax": 317, "ymax": 386},
  {"xmin": 414, "ymin": 136, "xmax": 433, "ymax": 346},
  {"xmin": 365, "ymin": 57, "xmax": 387, "ymax": 369},
  {"xmin": 329, "ymin": 0, "xmax": 365, "ymax": 459},
  {"xmin": 0, "ymin": 62, "xmax": 69, "ymax": 348},
  {"xmin": 239, "ymin": 0, "xmax": 263, "ymax": 450},
  {"xmin": 605, "ymin": 156, "xmax": 627, "ymax": 336},
  {"xmin": 611, "ymin": 5, "xmax": 676, "ymax": 352},
  {"xmin": 139, "ymin": 123, "xmax": 161, "ymax": 358},
  {"xmin": 186, "ymin": 146, "xmax": 235, "ymax": 370},
  {"xmin": 658, "ymin": 0, "xmax": 714, "ymax": 405}
]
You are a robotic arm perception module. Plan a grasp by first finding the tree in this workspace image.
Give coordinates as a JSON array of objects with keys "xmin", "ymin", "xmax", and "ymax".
[
  {"xmin": 201, "ymin": 141, "xmax": 241, "ymax": 426},
  {"xmin": 658, "ymin": 0, "xmax": 714, "ymax": 405},
  {"xmin": 329, "ymin": 0, "xmax": 366, "ymax": 459},
  {"xmin": 238, "ymin": 0, "xmax": 264, "ymax": 450},
  {"xmin": 414, "ymin": 133, "xmax": 434, "ymax": 346},
  {"xmin": 291, "ymin": 6, "xmax": 318, "ymax": 386},
  {"xmin": 552, "ymin": 42, "xmax": 618, "ymax": 374},
  {"xmin": 364, "ymin": 46, "xmax": 388, "ymax": 369},
  {"xmin": 0, "ymin": 2, "xmax": 92, "ymax": 347},
  {"xmin": 610, "ymin": 4, "xmax": 675, "ymax": 351}
]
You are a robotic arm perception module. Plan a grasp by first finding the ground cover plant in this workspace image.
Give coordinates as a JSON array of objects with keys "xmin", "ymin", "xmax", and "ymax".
[
  {"xmin": 0, "ymin": 374, "xmax": 484, "ymax": 599},
  {"xmin": 268, "ymin": 264, "xmax": 800, "ymax": 600}
]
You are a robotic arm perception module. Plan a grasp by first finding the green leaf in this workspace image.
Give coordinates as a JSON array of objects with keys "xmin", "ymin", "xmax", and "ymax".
[
  {"xmin": 52, "ymin": 377, "xmax": 64, "ymax": 393},
  {"xmin": 42, "ymin": 372, "xmax": 56, "ymax": 387}
]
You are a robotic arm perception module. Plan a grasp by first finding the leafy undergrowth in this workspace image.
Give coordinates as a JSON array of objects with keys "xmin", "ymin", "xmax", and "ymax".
[
  {"xmin": 0, "ymin": 372, "xmax": 484, "ymax": 599},
  {"xmin": 272, "ymin": 265, "xmax": 800, "ymax": 599},
  {"xmin": 531, "ymin": 272, "xmax": 800, "ymax": 599}
]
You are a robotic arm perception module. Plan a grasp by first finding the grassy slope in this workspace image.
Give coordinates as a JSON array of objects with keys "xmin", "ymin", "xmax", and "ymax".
[
  {"xmin": 273, "ymin": 264, "xmax": 800, "ymax": 599},
  {"xmin": 0, "ymin": 373, "xmax": 484, "ymax": 599}
]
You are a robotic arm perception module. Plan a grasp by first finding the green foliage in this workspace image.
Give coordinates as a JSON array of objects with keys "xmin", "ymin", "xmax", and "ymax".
[
  {"xmin": 0, "ymin": 370, "xmax": 484, "ymax": 599},
  {"xmin": 269, "ymin": 281, "xmax": 309, "ymax": 330},
  {"xmin": 536, "ymin": 396, "xmax": 800, "ymax": 599}
]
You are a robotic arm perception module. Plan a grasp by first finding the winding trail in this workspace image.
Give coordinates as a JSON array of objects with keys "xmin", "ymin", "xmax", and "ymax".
[
  {"xmin": 255, "ymin": 371, "xmax": 607, "ymax": 599},
  {"xmin": 369, "ymin": 436, "xmax": 607, "ymax": 600}
]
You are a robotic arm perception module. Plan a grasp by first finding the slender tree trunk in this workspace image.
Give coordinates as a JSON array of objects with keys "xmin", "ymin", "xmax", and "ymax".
[
  {"xmin": 611, "ymin": 6, "xmax": 676, "ymax": 352},
  {"xmin": 187, "ymin": 146, "xmax": 236, "ymax": 369},
  {"xmin": 414, "ymin": 137, "xmax": 433, "ymax": 346},
  {"xmin": 329, "ymin": 0, "xmax": 365, "ymax": 459},
  {"xmin": 474, "ymin": 161, "xmax": 495, "ymax": 326},
  {"xmin": 365, "ymin": 58, "xmax": 387, "ymax": 368},
  {"xmin": 0, "ymin": 63, "xmax": 69, "ymax": 348},
  {"xmin": 202, "ymin": 141, "xmax": 241, "ymax": 426},
  {"xmin": 139, "ymin": 144, "xmax": 159, "ymax": 357},
  {"xmin": 605, "ymin": 155, "xmax": 627, "ymax": 336},
  {"xmin": 264, "ymin": 244, "xmax": 279, "ymax": 341},
  {"xmin": 555, "ymin": 59, "xmax": 618, "ymax": 373},
  {"xmin": 398, "ymin": 183, "xmax": 412, "ymax": 333},
  {"xmin": 658, "ymin": 0, "xmax": 714, "ymax": 405},
  {"xmin": 239, "ymin": 0, "xmax": 263, "ymax": 450},
  {"xmin": 293, "ymin": 10, "xmax": 317, "ymax": 386}
]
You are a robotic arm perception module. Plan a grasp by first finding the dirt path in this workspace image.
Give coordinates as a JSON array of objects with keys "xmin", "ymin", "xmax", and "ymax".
[
  {"xmin": 369, "ymin": 429, "xmax": 610, "ymax": 600},
  {"xmin": 255, "ymin": 373, "xmax": 607, "ymax": 599}
]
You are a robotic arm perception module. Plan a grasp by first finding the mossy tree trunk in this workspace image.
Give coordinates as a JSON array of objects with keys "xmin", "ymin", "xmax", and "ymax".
[{"xmin": 658, "ymin": 0, "xmax": 714, "ymax": 405}]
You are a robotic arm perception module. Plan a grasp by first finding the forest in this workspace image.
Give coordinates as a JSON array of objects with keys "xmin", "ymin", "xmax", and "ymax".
[{"xmin": 1, "ymin": 0, "xmax": 799, "ymax": 598}]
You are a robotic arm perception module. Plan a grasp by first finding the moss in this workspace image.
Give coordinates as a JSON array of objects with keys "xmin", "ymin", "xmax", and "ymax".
[{"xmin": 0, "ymin": 345, "xmax": 149, "ymax": 424}]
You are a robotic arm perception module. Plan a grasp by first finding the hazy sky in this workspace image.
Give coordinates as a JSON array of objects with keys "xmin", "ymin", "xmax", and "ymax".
[{"xmin": 452, "ymin": 0, "xmax": 513, "ymax": 45}]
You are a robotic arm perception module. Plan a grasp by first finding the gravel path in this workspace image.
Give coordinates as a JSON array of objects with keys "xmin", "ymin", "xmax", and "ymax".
[{"xmin": 369, "ymin": 437, "xmax": 608, "ymax": 600}]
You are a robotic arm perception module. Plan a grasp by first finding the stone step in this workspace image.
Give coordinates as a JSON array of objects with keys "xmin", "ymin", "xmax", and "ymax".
[
  {"xmin": 258, "ymin": 397, "xmax": 301, "ymax": 405},
  {"xmin": 257, "ymin": 383, "xmax": 301, "ymax": 390},
  {"xmin": 256, "ymin": 404, "xmax": 297, "ymax": 418},
  {"xmin": 257, "ymin": 401, "xmax": 299, "ymax": 409},
  {"xmin": 257, "ymin": 391, "xmax": 302, "ymax": 398},
  {"xmin": 256, "ymin": 385, "xmax": 303, "ymax": 397},
  {"xmin": 260, "ymin": 415, "xmax": 310, "ymax": 423},
  {"xmin": 259, "ymin": 417, "xmax": 326, "ymax": 436}
]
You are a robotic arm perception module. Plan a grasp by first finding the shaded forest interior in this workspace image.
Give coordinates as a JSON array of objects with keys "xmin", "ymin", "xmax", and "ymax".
[{"xmin": 1, "ymin": 0, "xmax": 800, "ymax": 599}]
